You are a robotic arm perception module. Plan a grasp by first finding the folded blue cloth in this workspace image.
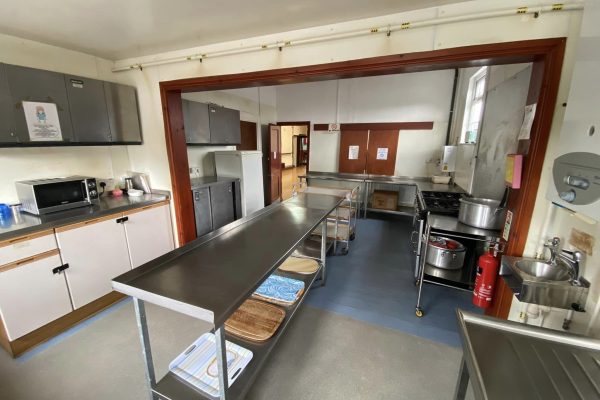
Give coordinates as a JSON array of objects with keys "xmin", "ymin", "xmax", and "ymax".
[{"xmin": 254, "ymin": 275, "xmax": 305, "ymax": 304}]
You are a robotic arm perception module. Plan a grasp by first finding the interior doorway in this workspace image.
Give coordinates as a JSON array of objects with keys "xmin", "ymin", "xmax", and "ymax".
[
  {"xmin": 159, "ymin": 38, "xmax": 566, "ymax": 320},
  {"xmin": 278, "ymin": 122, "xmax": 310, "ymax": 200}
]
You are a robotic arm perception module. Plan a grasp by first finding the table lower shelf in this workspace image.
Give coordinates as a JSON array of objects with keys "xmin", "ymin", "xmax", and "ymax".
[
  {"xmin": 366, "ymin": 205, "xmax": 414, "ymax": 217},
  {"xmin": 422, "ymin": 263, "xmax": 474, "ymax": 291},
  {"xmin": 292, "ymin": 236, "xmax": 334, "ymax": 259},
  {"xmin": 152, "ymin": 265, "xmax": 323, "ymax": 400}
]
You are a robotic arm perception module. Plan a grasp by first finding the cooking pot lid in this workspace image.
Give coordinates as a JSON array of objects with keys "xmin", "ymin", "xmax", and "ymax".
[{"xmin": 428, "ymin": 236, "xmax": 465, "ymax": 250}]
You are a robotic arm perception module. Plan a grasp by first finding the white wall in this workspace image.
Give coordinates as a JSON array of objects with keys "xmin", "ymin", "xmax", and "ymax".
[
  {"xmin": 182, "ymin": 87, "xmax": 277, "ymax": 176},
  {"xmin": 276, "ymin": 71, "xmax": 454, "ymax": 175},
  {"xmin": 0, "ymin": 33, "xmax": 137, "ymax": 204}
]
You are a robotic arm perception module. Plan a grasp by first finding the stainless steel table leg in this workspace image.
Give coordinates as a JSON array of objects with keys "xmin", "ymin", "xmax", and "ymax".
[
  {"xmin": 415, "ymin": 221, "xmax": 430, "ymax": 317},
  {"xmin": 453, "ymin": 358, "xmax": 469, "ymax": 400},
  {"xmin": 215, "ymin": 326, "xmax": 229, "ymax": 400},
  {"xmin": 321, "ymin": 222, "xmax": 327, "ymax": 286},
  {"xmin": 133, "ymin": 298, "xmax": 158, "ymax": 400},
  {"xmin": 333, "ymin": 208, "xmax": 339, "ymax": 254}
]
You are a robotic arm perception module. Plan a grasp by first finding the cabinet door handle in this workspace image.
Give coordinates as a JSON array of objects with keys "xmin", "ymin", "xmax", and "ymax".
[
  {"xmin": 52, "ymin": 263, "xmax": 70, "ymax": 274},
  {"xmin": 116, "ymin": 216, "xmax": 129, "ymax": 224}
]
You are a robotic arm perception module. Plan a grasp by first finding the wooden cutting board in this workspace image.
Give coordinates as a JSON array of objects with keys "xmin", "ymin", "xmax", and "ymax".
[
  {"xmin": 278, "ymin": 257, "xmax": 319, "ymax": 275},
  {"xmin": 225, "ymin": 299, "xmax": 286, "ymax": 342}
]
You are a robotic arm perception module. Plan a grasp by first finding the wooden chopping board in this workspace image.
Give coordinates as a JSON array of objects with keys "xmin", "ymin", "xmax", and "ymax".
[
  {"xmin": 225, "ymin": 299, "xmax": 286, "ymax": 342},
  {"xmin": 278, "ymin": 257, "xmax": 319, "ymax": 275}
]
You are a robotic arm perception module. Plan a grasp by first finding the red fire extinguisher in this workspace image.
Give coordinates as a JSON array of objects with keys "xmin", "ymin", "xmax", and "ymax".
[{"xmin": 473, "ymin": 244, "xmax": 501, "ymax": 309}]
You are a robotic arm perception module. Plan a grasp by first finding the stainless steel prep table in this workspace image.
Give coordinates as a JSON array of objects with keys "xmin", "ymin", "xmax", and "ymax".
[
  {"xmin": 301, "ymin": 171, "xmax": 463, "ymax": 218},
  {"xmin": 112, "ymin": 193, "xmax": 343, "ymax": 400},
  {"xmin": 454, "ymin": 309, "xmax": 600, "ymax": 400}
]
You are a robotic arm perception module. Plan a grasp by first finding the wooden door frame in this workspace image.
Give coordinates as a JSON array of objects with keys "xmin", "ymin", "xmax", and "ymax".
[
  {"xmin": 160, "ymin": 39, "xmax": 566, "ymax": 320},
  {"xmin": 277, "ymin": 121, "xmax": 311, "ymax": 170}
]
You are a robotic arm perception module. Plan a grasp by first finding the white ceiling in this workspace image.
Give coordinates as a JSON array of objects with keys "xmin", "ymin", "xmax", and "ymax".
[{"xmin": 1, "ymin": 0, "xmax": 465, "ymax": 60}]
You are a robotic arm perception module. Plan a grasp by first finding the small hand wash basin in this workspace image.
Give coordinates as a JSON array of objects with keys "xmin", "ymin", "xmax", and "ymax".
[
  {"xmin": 500, "ymin": 256, "xmax": 589, "ymax": 310},
  {"xmin": 514, "ymin": 260, "xmax": 570, "ymax": 281}
]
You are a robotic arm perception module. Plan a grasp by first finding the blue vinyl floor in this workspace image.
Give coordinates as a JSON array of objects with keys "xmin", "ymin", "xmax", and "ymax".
[{"xmin": 305, "ymin": 215, "xmax": 482, "ymax": 347}]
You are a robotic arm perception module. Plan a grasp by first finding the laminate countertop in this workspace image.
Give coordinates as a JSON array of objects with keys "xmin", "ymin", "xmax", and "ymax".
[{"xmin": 0, "ymin": 192, "xmax": 170, "ymax": 242}]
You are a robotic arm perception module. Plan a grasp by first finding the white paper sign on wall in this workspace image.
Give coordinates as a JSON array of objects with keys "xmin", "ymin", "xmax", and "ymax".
[
  {"xmin": 376, "ymin": 148, "xmax": 388, "ymax": 160},
  {"xmin": 22, "ymin": 101, "xmax": 63, "ymax": 141},
  {"xmin": 348, "ymin": 145, "xmax": 359, "ymax": 160}
]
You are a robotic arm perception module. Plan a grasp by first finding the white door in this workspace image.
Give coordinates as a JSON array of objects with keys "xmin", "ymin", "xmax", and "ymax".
[
  {"xmin": 124, "ymin": 203, "xmax": 174, "ymax": 268},
  {"xmin": 0, "ymin": 253, "xmax": 73, "ymax": 340},
  {"xmin": 56, "ymin": 214, "xmax": 131, "ymax": 309}
]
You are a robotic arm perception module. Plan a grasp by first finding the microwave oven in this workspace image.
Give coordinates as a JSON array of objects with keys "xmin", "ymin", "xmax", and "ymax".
[{"xmin": 15, "ymin": 176, "xmax": 99, "ymax": 215}]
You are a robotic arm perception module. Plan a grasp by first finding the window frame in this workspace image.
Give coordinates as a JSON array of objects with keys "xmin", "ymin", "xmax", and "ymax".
[{"xmin": 460, "ymin": 66, "xmax": 489, "ymax": 144}]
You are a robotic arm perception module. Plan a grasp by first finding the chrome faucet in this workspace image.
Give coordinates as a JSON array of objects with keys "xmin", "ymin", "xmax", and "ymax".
[
  {"xmin": 544, "ymin": 237, "xmax": 561, "ymax": 264},
  {"xmin": 558, "ymin": 249, "xmax": 583, "ymax": 283},
  {"xmin": 544, "ymin": 237, "xmax": 583, "ymax": 283}
]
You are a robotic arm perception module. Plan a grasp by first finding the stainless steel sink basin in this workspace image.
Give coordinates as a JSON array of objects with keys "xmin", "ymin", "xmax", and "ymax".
[
  {"xmin": 514, "ymin": 260, "xmax": 570, "ymax": 281},
  {"xmin": 500, "ymin": 256, "xmax": 589, "ymax": 310}
]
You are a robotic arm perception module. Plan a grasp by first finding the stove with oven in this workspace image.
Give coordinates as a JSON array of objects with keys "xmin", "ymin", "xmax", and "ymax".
[{"xmin": 411, "ymin": 189, "xmax": 502, "ymax": 317}]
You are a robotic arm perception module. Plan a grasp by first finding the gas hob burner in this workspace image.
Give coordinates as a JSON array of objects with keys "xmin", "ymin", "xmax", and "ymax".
[{"xmin": 421, "ymin": 191, "xmax": 464, "ymax": 216}]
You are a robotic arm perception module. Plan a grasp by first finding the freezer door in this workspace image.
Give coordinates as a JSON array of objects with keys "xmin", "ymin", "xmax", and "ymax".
[
  {"xmin": 210, "ymin": 183, "xmax": 235, "ymax": 230},
  {"xmin": 193, "ymin": 188, "xmax": 213, "ymax": 237}
]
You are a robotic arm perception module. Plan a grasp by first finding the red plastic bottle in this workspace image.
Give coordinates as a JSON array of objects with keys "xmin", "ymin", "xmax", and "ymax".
[{"xmin": 473, "ymin": 251, "xmax": 500, "ymax": 309}]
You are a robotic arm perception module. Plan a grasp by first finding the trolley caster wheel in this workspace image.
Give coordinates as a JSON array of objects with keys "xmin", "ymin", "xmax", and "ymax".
[
  {"xmin": 415, "ymin": 309, "xmax": 424, "ymax": 318},
  {"xmin": 340, "ymin": 248, "xmax": 349, "ymax": 255},
  {"xmin": 414, "ymin": 279, "xmax": 420, "ymax": 286},
  {"xmin": 350, "ymin": 233, "xmax": 356, "ymax": 241}
]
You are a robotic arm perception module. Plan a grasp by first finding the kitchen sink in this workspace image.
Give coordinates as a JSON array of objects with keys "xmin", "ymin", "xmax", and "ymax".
[
  {"xmin": 500, "ymin": 256, "xmax": 589, "ymax": 310},
  {"xmin": 514, "ymin": 259, "xmax": 570, "ymax": 281}
]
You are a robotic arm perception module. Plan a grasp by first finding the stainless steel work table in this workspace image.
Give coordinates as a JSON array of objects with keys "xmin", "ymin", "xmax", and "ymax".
[
  {"xmin": 112, "ymin": 193, "xmax": 343, "ymax": 400},
  {"xmin": 454, "ymin": 310, "xmax": 600, "ymax": 400}
]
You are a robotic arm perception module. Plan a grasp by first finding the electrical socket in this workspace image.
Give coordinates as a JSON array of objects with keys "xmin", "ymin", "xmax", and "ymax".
[{"xmin": 189, "ymin": 166, "xmax": 201, "ymax": 176}]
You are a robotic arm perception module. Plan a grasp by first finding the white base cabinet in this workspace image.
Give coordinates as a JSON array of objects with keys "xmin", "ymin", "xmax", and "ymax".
[
  {"xmin": 0, "ymin": 253, "xmax": 73, "ymax": 340},
  {"xmin": 56, "ymin": 215, "xmax": 132, "ymax": 309},
  {"xmin": 125, "ymin": 204, "xmax": 174, "ymax": 268}
]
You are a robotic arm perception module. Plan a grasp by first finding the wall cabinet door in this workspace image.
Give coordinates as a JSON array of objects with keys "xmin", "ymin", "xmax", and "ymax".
[
  {"xmin": 104, "ymin": 82, "xmax": 142, "ymax": 143},
  {"xmin": 56, "ymin": 215, "xmax": 131, "ymax": 309},
  {"xmin": 183, "ymin": 100, "xmax": 210, "ymax": 144},
  {"xmin": 124, "ymin": 204, "xmax": 174, "ymax": 268},
  {"xmin": 338, "ymin": 130, "xmax": 368, "ymax": 174},
  {"xmin": 210, "ymin": 184, "xmax": 235, "ymax": 230},
  {"xmin": 0, "ymin": 253, "xmax": 72, "ymax": 340},
  {"xmin": 365, "ymin": 130, "xmax": 399, "ymax": 176},
  {"xmin": 0, "ymin": 64, "xmax": 17, "ymax": 144},
  {"xmin": 5, "ymin": 64, "xmax": 74, "ymax": 143},
  {"xmin": 65, "ymin": 75, "xmax": 111, "ymax": 142},
  {"xmin": 209, "ymin": 104, "xmax": 241, "ymax": 144}
]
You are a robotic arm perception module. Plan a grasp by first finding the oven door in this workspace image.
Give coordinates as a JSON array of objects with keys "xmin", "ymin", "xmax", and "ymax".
[{"xmin": 34, "ymin": 180, "xmax": 90, "ymax": 214}]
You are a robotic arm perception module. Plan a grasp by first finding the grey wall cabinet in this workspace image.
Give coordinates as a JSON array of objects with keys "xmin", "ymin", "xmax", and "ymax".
[
  {"xmin": 0, "ymin": 64, "xmax": 17, "ymax": 144},
  {"xmin": 184, "ymin": 100, "xmax": 241, "ymax": 145},
  {"xmin": 208, "ymin": 104, "xmax": 241, "ymax": 145},
  {"xmin": 6, "ymin": 64, "xmax": 74, "ymax": 143},
  {"xmin": 0, "ymin": 63, "xmax": 142, "ymax": 147},
  {"xmin": 191, "ymin": 178, "xmax": 241, "ymax": 237},
  {"xmin": 65, "ymin": 75, "xmax": 111, "ymax": 142},
  {"xmin": 104, "ymin": 82, "xmax": 142, "ymax": 143},
  {"xmin": 182, "ymin": 100, "xmax": 210, "ymax": 144}
]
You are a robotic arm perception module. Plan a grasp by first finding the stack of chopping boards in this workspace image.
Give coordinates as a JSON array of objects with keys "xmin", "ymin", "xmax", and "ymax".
[
  {"xmin": 169, "ymin": 332, "xmax": 253, "ymax": 396},
  {"xmin": 278, "ymin": 256, "xmax": 319, "ymax": 275},
  {"xmin": 252, "ymin": 275, "xmax": 305, "ymax": 306},
  {"xmin": 225, "ymin": 299, "xmax": 286, "ymax": 342}
]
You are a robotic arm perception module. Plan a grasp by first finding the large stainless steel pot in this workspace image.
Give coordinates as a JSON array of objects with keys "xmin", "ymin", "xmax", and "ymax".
[
  {"xmin": 426, "ymin": 236, "xmax": 466, "ymax": 270},
  {"xmin": 458, "ymin": 197, "xmax": 506, "ymax": 230}
]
